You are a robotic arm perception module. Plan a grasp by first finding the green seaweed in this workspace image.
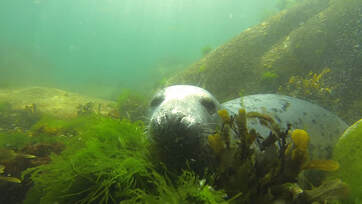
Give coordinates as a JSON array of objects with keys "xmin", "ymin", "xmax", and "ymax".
[
  {"xmin": 131, "ymin": 170, "xmax": 229, "ymax": 204},
  {"xmin": 201, "ymin": 45, "xmax": 213, "ymax": 57},
  {"xmin": 0, "ymin": 101, "xmax": 12, "ymax": 112},
  {"xmin": 0, "ymin": 132, "xmax": 31, "ymax": 150},
  {"xmin": 23, "ymin": 115, "xmax": 227, "ymax": 203},
  {"xmin": 331, "ymin": 119, "xmax": 362, "ymax": 203},
  {"xmin": 260, "ymin": 71, "xmax": 279, "ymax": 89},
  {"xmin": 261, "ymin": 71, "xmax": 279, "ymax": 80},
  {"xmin": 23, "ymin": 116, "xmax": 150, "ymax": 203},
  {"xmin": 117, "ymin": 90, "xmax": 148, "ymax": 122},
  {"xmin": 199, "ymin": 64, "xmax": 207, "ymax": 72},
  {"xmin": 0, "ymin": 115, "xmax": 62, "ymax": 150}
]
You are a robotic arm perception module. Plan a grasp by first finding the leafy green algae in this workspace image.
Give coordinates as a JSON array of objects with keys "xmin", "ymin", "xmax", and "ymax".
[
  {"xmin": 117, "ymin": 90, "xmax": 148, "ymax": 122},
  {"xmin": 0, "ymin": 132, "xmax": 31, "ymax": 150},
  {"xmin": 0, "ymin": 101, "xmax": 12, "ymax": 112},
  {"xmin": 332, "ymin": 119, "xmax": 362, "ymax": 203},
  {"xmin": 23, "ymin": 115, "xmax": 227, "ymax": 204}
]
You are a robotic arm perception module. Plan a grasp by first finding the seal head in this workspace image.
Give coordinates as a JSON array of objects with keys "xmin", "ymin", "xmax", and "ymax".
[{"xmin": 148, "ymin": 85, "xmax": 221, "ymax": 170}]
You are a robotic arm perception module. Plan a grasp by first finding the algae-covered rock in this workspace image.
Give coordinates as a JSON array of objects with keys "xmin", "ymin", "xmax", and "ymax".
[
  {"xmin": 166, "ymin": 0, "xmax": 361, "ymax": 123},
  {"xmin": 332, "ymin": 119, "xmax": 362, "ymax": 202},
  {"xmin": 0, "ymin": 87, "xmax": 117, "ymax": 118}
]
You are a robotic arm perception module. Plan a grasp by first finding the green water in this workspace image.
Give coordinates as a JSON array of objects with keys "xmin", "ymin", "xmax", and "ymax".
[{"xmin": 0, "ymin": 0, "xmax": 276, "ymax": 98}]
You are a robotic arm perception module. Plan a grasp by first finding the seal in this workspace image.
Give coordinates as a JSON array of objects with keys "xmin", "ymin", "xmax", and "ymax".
[{"xmin": 148, "ymin": 85, "xmax": 348, "ymax": 170}]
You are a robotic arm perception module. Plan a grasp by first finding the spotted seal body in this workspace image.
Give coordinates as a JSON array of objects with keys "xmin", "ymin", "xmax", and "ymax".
[{"xmin": 148, "ymin": 85, "xmax": 348, "ymax": 168}]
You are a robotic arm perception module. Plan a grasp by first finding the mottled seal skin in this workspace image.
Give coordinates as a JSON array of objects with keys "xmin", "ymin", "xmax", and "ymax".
[{"xmin": 148, "ymin": 85, "xmax": 348, "ymax": 168}]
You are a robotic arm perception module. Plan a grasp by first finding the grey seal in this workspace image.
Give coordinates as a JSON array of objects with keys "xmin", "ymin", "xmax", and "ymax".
[{"xmin": 148, "ymin": 85, "xmax": 348, "ymax": 170}]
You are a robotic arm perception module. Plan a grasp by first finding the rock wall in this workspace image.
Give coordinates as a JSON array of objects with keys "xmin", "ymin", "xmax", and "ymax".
[{"xmin": 166, "ymin": 0, "xmax": 361, "ymax": 123}]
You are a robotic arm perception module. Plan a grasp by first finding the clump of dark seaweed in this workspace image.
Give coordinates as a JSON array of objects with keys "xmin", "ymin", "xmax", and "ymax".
[
  {"xmin": 207, "ymin": 107, "xmax": 348, "ymax": 203},
  {"xmin": 77, "ymin": 102, "xmax": 96, "ymax": 116}
]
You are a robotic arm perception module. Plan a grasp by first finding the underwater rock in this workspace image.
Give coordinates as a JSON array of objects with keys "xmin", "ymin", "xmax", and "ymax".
[
  {"xmin": 332, "ymin": 119, "xmax": 362, "ymax": 202},
  {"xmin": 0, "ymin": 87, "xmax": 117, "ymax": 118},
  {"xmin": 165, "ymin": 0, "xmax": 362, "ymax": 123}
]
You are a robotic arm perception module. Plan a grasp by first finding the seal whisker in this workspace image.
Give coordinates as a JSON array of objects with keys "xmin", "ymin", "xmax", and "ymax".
[
  {"xmin": 203, "ymin": 122, "xmax": 218, "ymax": 126},
  {"xmin": 200, "ymin": 127, "xmax": 215, "ymax": 135}
]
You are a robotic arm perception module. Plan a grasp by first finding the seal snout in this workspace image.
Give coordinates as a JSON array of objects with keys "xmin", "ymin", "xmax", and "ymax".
[
  {"xmin": 147, "ymin": 85, "xmax": 223, "ymax": 170},
  {"xmin": 149, "ymin": 111, "xmax": 201, "ymax": 145},
  {"xmin": 148, "ymin": 85, "xmax": 222, "ymax": 149}
]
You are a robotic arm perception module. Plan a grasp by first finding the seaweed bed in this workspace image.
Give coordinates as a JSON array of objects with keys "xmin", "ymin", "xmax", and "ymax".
[
  {"xmin": 0, "ymin": 100, "xmax": 356, "ymax": 204},
  {"xmin": 0, "ymin": 102, "xmax": 228, "ymax": 204}
]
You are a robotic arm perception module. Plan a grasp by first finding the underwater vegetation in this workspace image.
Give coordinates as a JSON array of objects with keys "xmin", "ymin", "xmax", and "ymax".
[
  {"xmin": 0, "ymin": 102, "xmax": 66, "ymax": 203},
  {"xmin": 260, "ymin": 71, "xmax": 279, "ymax": 88},
  {"xmin": 201, "ymin": 45, "xmax": 213, "ymax": 57},
  {"xmin": 23, "ymin": 116, "xmax": 151, "ymax": 203},
  {"xmin": 331, "ymin": 119, "xmax": 362, "ymax": 203},
  {"xmin": 115, "ymin": 89, "xmax": 148, "ymax": 122},
  {"xmin": 278, "ymin": 68, "xmax": 339, "ymax": 108},
  {"xmin": 199, "ymin": 64, "xmax": 207, "ymax": 73},
  {"xmin": 22, "ymin": 115, "xmax": 228, "ymax": 204},
  {"xmin": 0, "ymin": 102, "xmax": 41, "ymax": 132},
  {"xmin": 206, "ymin": 108, "xmax": 347, "ymax": 203},
  {"xmin": 279, "ymin": 68, "xmax": 332, "ymax": 96},
  {"xmin": 0, "ymin": 96, "xmax": 354, "ymax": 203}
]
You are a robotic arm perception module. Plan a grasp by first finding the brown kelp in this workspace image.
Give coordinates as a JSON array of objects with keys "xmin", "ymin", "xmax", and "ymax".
[{"xmin": 207, "ymin": 108, "xmax": 347, "ymax": 203}]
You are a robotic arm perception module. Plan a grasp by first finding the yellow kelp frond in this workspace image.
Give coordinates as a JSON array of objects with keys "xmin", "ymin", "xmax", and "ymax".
[
  {"xmin": 247, "ymin": 112, "xmax": 274, "ymax": 123},
  {"xmin": 304, "ymin": 160, "xmax": 339, "ymax": 171},
  {"xmin": 247, "ymin": 111, "xmax": 280, "ymax": 134},
  {"xmin": 291, "ymin": 129, "xmax": 309, "ymax": 151},
  {"xmin": 238, "ymin": 108, "xmax": 246, "ymax": 117},
  {"xmin": 218, "ymin": 109, "xmax": 231, "ymax": 124},
  {"xmin": 208, "ymin": 133, "xmax": 225, "ymax": 154},
  {"xmin": 0, "ymin": 176, "xmax": 21, "ymax": 183}
]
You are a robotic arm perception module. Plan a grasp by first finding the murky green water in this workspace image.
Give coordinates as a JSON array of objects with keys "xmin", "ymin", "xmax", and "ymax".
[{"xmin": 0, "ymin": 0, "xmax": 277, "ymax": 98}]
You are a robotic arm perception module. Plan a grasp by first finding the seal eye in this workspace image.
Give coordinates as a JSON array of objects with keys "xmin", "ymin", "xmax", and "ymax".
[
  {"xmin": 200, "ymin": 98, "xmax": 216, "ymax": 114},
  {"xmin": 150, "ymin": 95, "xmax": 164, "ymax": 107}
]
